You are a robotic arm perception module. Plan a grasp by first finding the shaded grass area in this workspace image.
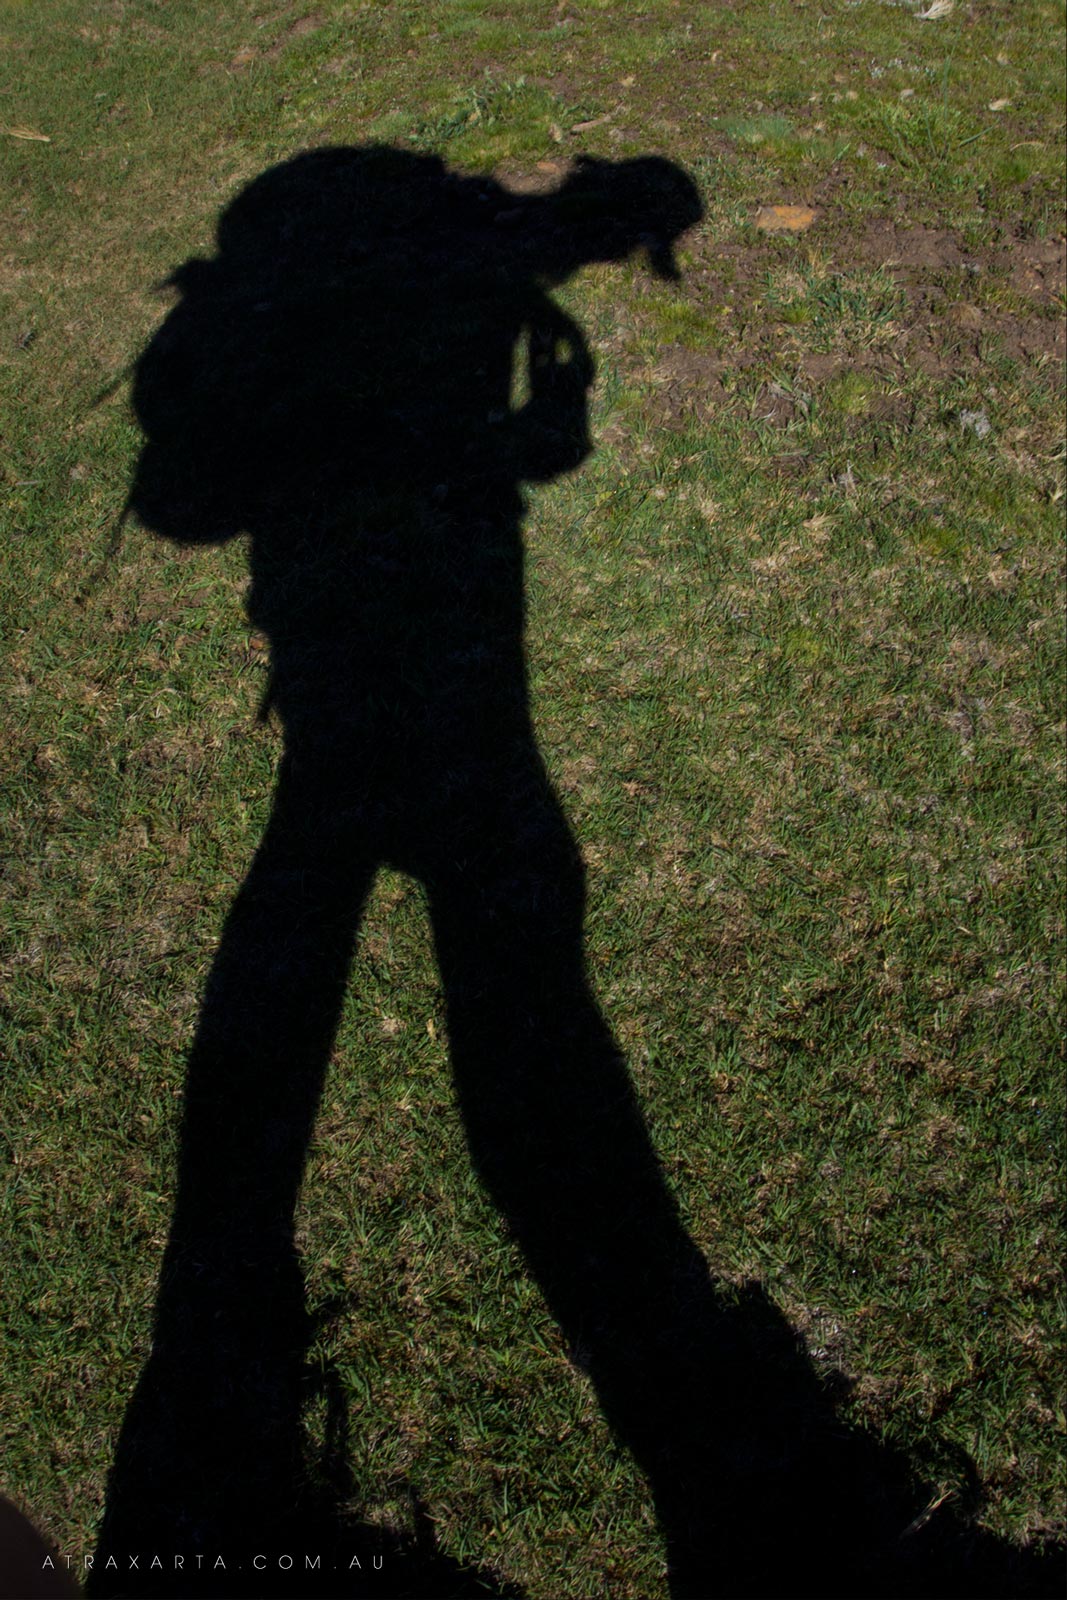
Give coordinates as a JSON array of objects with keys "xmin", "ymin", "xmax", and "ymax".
[{"xmin": 2, "ymin": 2, "xmax": 1064, "ymax": 1597}]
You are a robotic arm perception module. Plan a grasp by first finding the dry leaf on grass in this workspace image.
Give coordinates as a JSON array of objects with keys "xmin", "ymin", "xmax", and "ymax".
[
  {"xmin": 5, "ymin": 126, "xmax": 51, "ymax": 142},
  {"xmin": 755, "ymin": 203, "xmax": 817, "ymax": 233},
  {"xmin": 918, "ymin": 0, "xmax": 954, "ymax": 18}
]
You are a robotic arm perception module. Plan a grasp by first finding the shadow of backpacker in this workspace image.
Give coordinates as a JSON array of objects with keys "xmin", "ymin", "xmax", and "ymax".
[{"xmin": 89, "ymin": 146, "xmax": 1060, "ymax": 1599}]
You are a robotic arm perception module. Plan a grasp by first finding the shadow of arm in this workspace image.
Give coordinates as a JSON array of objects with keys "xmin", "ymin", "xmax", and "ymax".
[{"xmin": 509, "ymin": 298, "xmax": 594, "ymax": 483}]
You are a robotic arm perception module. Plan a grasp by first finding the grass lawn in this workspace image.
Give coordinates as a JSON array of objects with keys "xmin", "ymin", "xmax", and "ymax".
[{"xmin": 1, "ymin": 2, "xmax": 1064, "ymax": 1596}]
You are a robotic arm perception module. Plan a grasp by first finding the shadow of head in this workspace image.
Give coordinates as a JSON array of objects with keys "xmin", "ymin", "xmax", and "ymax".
[{"xmin": 198, "ymin": 144, "xmax": 703, "ymax": 284}]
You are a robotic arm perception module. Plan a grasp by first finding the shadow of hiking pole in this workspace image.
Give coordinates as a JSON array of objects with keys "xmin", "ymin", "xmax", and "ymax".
[{"xmin": 88, "ymin": 145, "xmax": 1062, "ymax": 1600}]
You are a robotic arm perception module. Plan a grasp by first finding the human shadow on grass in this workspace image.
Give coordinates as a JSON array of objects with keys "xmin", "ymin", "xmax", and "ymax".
[{"xmin": 89, "ymin": 147, "xmax": 1061, "ymax": 1600}]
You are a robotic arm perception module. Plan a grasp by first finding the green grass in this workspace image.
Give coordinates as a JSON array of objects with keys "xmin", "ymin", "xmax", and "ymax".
[{"xmin": 1, "ymin": 1, "xmax": 1065, "ymax": 1596}]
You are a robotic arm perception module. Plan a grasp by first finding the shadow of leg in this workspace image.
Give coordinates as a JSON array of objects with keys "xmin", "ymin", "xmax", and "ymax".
[
  {"xmin": 426, "ymin": 800, "xmax": 931, "ymax": 1597},
  {"xmin": 92, "ymin": 763, "xmax": 375, "ymax": 1587}
]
